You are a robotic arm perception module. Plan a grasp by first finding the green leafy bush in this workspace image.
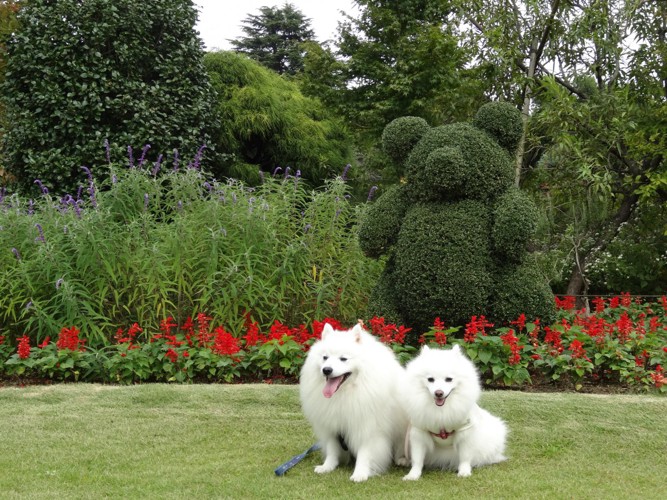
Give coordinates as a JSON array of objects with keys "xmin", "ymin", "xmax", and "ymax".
[{"xmin": 1, "ymin": 0, "xmax": 216, "ymax": 194}]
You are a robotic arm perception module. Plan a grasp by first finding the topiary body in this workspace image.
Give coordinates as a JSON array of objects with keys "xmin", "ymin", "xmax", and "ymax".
[{"xmin": 359, "ymin": 102, "xmax": 554, "ymax": 333}]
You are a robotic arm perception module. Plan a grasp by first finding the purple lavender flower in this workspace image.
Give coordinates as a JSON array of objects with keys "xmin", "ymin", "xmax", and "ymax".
[
  {"xmin": 127, "ymin": 145, "xmax": 135, "ymax": 168},
  {"xmin": 35, "ymin": 223, "xmax": 45, "ymax": 243},
  {"xmin": 28, "ymin": 199, "xmax": 34, "ymax": 216},
  {"xmin": 104, "ymin": 138, "xmax": 111, "ymax": 164},
  {"xmin": 177, "ymin": 201, "xmax": 183, "ymax": 211},
  {"xmin": 144, "ymin": 193, "xmax": 149, "ymax": 210},
  {"xmin": 152, "ymin": 154, "xmax": 163, "ymax": 176},
  {"xmin": 11, "ymin": 248, "xmax": 21, "ymax": 260},
  {"xmin": 367, "ymin": 185, "xmax": 378, "ymax": 202},
  {"xmin": 272, "ymin": 166, "xmax": 282, "ymax": 177},
  {"xmin": 81, "ymin": 166, "xmax": 93, "ymax": 182},
  {"xmin": 203, "ymin": 182, "xmax": 213, "ymax": 193},
  {"xmin": 284, "ymin": 167, "xmax": 291, "ymax": 178},
  {"xmin": 112, "ymin": 174, "xmax": 118, "ymax": 184},
  {"xmin": 138, "ymin": 144, "xmax": 151, "ymax": 167},
  {"xmin": 304, "ymin": 224, "xmax": 312, "ymax": 234},
  {"xmin": 55, "ymin": 278, "xmax": 64, "ymax": 290},
  {"xmin": 173, "ymin": 149, "xmax": 180, "ymax": 171},
  {"xmin": 34, "ymin": 179, "xmax": 49, "ymax": 195},
  {"xmin": 192, "ymin": 144, "xmax": 206, "ymax": 170},
  {"xmin": 341, "ymin": 164, "xmax": 351, "ymax": 181}
]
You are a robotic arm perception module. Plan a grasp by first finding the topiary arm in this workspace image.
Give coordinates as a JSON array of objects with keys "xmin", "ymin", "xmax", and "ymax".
[
  {"xmin": 358, "ymin": 184, "xmax": 410, "ymax": 259},
  {"xmin": 492, "ymin": 188, "xmax": 539, "ymax": 264}
]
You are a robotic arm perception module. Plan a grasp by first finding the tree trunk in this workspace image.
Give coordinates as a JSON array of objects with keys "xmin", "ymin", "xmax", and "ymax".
[{"xmin": 565, "ymin": 192, "xmax": 638, "ymax": 302}]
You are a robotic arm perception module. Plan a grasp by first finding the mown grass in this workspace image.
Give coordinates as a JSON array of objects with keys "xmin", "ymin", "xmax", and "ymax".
[{"xmin": 0, "ymin": 384, "xmax": 665, "ymax": 499}]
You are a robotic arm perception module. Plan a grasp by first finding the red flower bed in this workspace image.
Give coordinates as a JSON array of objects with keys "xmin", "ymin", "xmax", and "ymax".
[{"xmin": 1, "ymin": 295, "xmax": 666, "ymax": 391}]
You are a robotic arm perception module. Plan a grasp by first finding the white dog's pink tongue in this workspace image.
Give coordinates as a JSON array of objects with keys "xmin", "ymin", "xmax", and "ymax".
[{"xmin": 323, "ymin": 376, "xmax": 344, "ymax": 398}]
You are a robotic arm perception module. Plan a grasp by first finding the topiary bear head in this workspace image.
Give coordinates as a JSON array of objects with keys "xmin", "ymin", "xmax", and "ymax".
[{"xmin": 382, "ymin": 102, "xmax": 523, "ymax": 202}]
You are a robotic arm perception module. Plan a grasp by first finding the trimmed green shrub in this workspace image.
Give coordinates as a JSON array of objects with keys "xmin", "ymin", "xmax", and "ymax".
[
  {"xmin": 392, "ymin": 201, "xmax": 492, "ymax": 331},
  {"xmin": 360, "ymin": 102, "xmax": 555, "ymax": 332},
  {"xmin": 1, "ymin": 0, "xmax": 216, "ymax": 195},
  {"xmin": 472, "ymin": 101, "xmax": 524, "ymax": 152},
  {"xmin": 358, "ymin": 184, "xmax": 409, "ymax": 258},
  {"xmin": 381, "ymin": 116, "xmax": 429, "ymax": 168},
  {"xmin": 405, "ymin": 123, "xmax": 514, "ymax": 202},
  {"xmin": 492, "ymin": 187, "xmax": 539, "ymax": 262},
  {"xmin": 491, "ymin": 260, "xmax": 556, "ymax": 324}
]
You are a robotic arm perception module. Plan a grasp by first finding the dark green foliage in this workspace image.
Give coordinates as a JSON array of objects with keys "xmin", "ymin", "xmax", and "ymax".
[
  {"xmin": 1, "ymin": 0, "xmax": 216, "ymax": 195},
  {"xmin": 472, "ymin": 101, "xmax": 524, "ymax": 153},
  {"xmin": 491, "ymin": 261, "xmax": 556, "ymax": 325},
  {"xmin": 366, "ymin": 258, "xmax": 403, "ymax": 326},
  {"xmin": 381, "ymin": 116, "xmax": 429, "ymax": 167},
  {"xmin": 230, "ymin": 3, "xmax": 315, "ymax": 75},
  {"xmin": 393, "ymin": 201, "xmax": 492, "ymax": 331},
  {"xmin": 360, "ymin": 101, "xmax": 553, "ymax": 331},
  {"xmin": 406, "ymin": 123, "xmax": 514, "ymax": 201},
  {"xmin": 493, "ymin": 188, "xmax": 539, "ymax": 262},
  {"xmin": 204, "ymin": 51, "xmax": 353, "ymax": 184},
  {"xmin": 358, "ymin": 184, "xmax": 409, "ymax": 258}
]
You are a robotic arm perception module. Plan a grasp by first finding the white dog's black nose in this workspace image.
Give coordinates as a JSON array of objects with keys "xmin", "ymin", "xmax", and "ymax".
[
  {"xmin": 435, "ymin": 390, "xmax": 444, "ymax": 398},
  {"xmin": 322, "ymin": 367, "xmax": 333, "ymax": 376}
]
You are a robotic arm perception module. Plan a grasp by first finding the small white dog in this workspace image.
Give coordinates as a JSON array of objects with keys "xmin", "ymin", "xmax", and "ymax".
[
  {"xmin": 299, "ymin": 323, "xmax": 408, "ymax": 482},
  {"xmin": 401, "ymin": 344, "xmax": 507, "ymax": 480}
]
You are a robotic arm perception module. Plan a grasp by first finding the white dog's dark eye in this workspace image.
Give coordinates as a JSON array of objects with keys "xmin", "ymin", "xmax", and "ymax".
[
  {"xmin": 323, "ymin": 355, "xmax": 328, "ymax": 361},
  {"xmin": 445, "ymin": 377, "xmax": 453, "ymax": 382},
  {"xmin": 427, "ymin": 377, "xmax": 435, "ymax": 383},
  {"xmin": 340, "ymin": 357, "xmax": 348, "ymax": 362}
]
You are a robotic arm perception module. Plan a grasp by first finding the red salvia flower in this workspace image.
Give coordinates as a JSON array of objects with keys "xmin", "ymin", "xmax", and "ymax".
[
  {"xmin": 56, "ymin": 326, "xmax": 85, "ymax": 351},
  {"xmin": 568, "ymin": 339, "xmax": 590, "ymax": 361},
  {"xmin": 464, "ymin": 315, "xmax": 493, "ymax": 343},
  {"xmin": 165, "ymin": 348, "xmax": 179, "ymax": 363},
  {"xmin": 196, "ymin": 313, "xmax": 212, "ymax": 347},
  {"xmin": 591, "ymin": 297, "xmax": 606, "ymax": 313},
  {"xmin": 17, "ymin": 334, "xmax": 31, "ymax": 359},
  {"xmin": 510, "ymin": 314, "xmax": 527, "ymax": 332},
  {"xmin": 38, "ymin": 336, "xmax": 51, "ymax": 349},
  {"xmin": 212, "ymin": 326, "xmax": 241, "ymax": 356},
  {"xmin": 555, "ymin": 296, "xmax": 576, "ymax": 311},
  {"xmin": 311, "ymin": 318, "xmax": 345, "ymax": 341}
]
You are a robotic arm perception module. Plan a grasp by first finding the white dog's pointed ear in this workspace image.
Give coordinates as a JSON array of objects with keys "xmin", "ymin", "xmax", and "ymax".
[
  {"xmin": 452, "ymin": 344, "xmax": 462, "ymax": 354},
  {"xmin": 422, "ymin": 344, "xmax": 431, "ymax": 353},
  {"xmin": 351, "ymin": 323, "xmax": 364, "ymax": 343},
  {"xmin": 322, "ymin": 323, "xmax": 335, "ymax": 339}
]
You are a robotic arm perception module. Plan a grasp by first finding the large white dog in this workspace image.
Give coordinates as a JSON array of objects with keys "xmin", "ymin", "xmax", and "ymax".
[
  {"xmin": 299, "ymin": 323, "xmax": 408, "ymax": 482},
  {"xmin": 401, "ymin": 345, "xmax": 508, "ymax": 480}
]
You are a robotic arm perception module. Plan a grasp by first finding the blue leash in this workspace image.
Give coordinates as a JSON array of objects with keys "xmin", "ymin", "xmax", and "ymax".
[{"xmin": 274, "ymin": 443, "xmax": 321, "ymax": 476}]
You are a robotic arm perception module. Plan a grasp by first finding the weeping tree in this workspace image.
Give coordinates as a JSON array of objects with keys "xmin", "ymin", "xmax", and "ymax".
[
  {"xmin": 204, "ymin": 51, "xmax": 353, "ymax": 185},
  {"xmin": 1, "ymin": 0, "xmax": 217, "ymax": 195}
]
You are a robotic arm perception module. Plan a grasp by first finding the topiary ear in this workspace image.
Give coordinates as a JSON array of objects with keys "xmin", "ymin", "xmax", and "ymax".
[
  {"xmin": 381, "ymin": 116, "xmax": 430, "ymax": 169},
  {"xmin": 472, "ymin": 102, "xmax": 523, "ymax": 153}
]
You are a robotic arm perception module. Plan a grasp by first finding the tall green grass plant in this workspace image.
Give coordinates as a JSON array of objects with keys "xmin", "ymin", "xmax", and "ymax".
[{"xmin": 0, "ymin": 161, "xmax": 381, "ymax": 345}]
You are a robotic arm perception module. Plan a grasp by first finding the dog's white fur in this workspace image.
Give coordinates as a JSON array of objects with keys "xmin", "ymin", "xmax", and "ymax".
[
  {"xmin": 299, "ymin": 323, "xmax": 408, "ymax": 482},
  {"xmin": 401, "ymin": 344, "xmax": 507, "ymax": 480}
]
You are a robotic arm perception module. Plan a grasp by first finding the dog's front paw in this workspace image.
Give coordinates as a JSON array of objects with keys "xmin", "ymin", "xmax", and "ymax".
[
  {"xmin": 350, "ymin": 471, "xmax": 369, "ymax": 482},
  {"xmin": 457, "ymin": 463, "xmax": 472, "ymax": 477},
  {"xmin": 403, "ymin": 471, "xmax": 421, "ymax": 481},
  {"xmin": 314, "ymin": 464, "xmax": 335, "ymax": 474}
]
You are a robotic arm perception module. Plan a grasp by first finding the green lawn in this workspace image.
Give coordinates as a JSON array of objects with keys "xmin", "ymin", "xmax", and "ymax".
[{"xmin": 0, "ymin": 384, "xmax": 665, "ymax": 499}]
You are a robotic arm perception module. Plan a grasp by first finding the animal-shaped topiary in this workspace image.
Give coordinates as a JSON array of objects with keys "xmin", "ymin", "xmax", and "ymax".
[{"xmin": 359, "ymin": 102, "xmax": 555, "ymax": 333}]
